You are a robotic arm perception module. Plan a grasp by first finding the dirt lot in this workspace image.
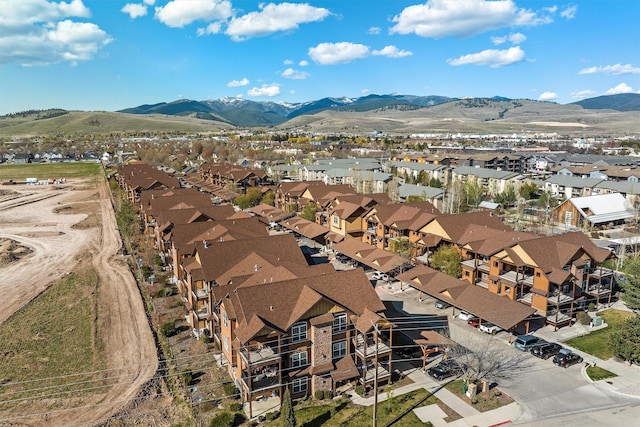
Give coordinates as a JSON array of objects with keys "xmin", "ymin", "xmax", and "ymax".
[{"xmin": 0, "ymin": 177, "xmax": 160, "ymax": 426}]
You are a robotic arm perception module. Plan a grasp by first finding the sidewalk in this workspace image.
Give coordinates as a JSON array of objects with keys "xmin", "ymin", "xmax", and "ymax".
[{"xmin": 350, "ymin": 361, "xmax": 522, "ymax": 427}]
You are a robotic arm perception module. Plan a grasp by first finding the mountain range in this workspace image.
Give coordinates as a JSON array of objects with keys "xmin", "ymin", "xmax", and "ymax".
[{"xmin": 118, "ymin": 93, "xmax": 640, "ymax": 128}]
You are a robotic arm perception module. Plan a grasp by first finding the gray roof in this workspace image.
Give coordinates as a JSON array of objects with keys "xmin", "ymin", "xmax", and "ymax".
[
  {"xmin": 545, "ymin": 175, "xmax": 604, "ymax": 188},
  {"xmin": 453, "ymin": 166, "xmax": 520, "ymax": 180},
  {"xmin": 390, "ymin": 161, "xmax": 446, "ymax": 171},
  {"xmin": 398, "ymin": 183, "xmax": 445, "ymax": 199},
  {"xmin": 595, "ymin": 180, "xmax": 640, "ymax": 195}
]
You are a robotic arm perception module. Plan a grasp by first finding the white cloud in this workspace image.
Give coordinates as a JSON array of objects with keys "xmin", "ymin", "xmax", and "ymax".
[
  {"xmin": 143, "ymin": 0, "xmax": 155, "ymax": 5},
  {"xmin": 155, "ymin": 0, "xmax": 232, "ymax": 28},
  {"xmin": 225, "ymin": 2, "xmax": 329, "ymax": 41},
  {"xmin": 298, "ymin": 60, "xmax": 308, "ymax": 66},
  {"xmin": 538, "ymin": 91, "xmax": 557, "ymax": 100},
  {"xmin": 361, "ymin": 89, "xmax": 371, "ymax": 96},
  {"xmin": 281, "ymin": 68, "xmax": 309, "ymax": 79},
  {"xmin": 560, "ymin": 5, "xmax": 577, "ymax": 19},
  {"xmin": 390, "ymin": 0, "xmax": 553, "ymax": 38},
  {"xmin": 571, "ymin": 89, "xmax": 596, "ymax": 100},
  {"xmin": 605, "ymin": 83, "xmax": 636, "ymax": 95},
  {"xmin": 372, "ymin": 45, "xmax": 413, "ymax": 58},
  {"xmin": 578, "ymin": 64, "xmax": 640, "ymax": 75},
  {"xmin": 0, "ymin": 0, "xmax": 111, "ymax": 66},
  {"xmin": 447, "ymin": 46, "xmax": 525, "ymax": 67},
  {"xmin": 122, "ymin": 3, "xmax": 148, "ymax": 19},
  {"xmin": 283, "ymin": 59, "xmax": 293, "ymax": 65},
  {"xmin": 308, "ymin": 42, "xmax": 370, "ymax": 65},
  {"xmin": 368, "ymin": 26, "xmax": 381, "ymax": 35},
  {"xmin": 248, "ymin": 83, "xmax": 281, "ymax": 97},
  {"xmin": 227, "ymin": 77, "xmax": 249, "ymax": 87},
  {"xmin": 491, "ymin": 32, "xmax": 526, "ymax": 45}
]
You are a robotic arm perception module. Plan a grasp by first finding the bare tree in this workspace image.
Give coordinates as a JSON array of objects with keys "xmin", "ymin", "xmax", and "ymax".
[{"xmin": 448, "ymin": 335, "xmax": 531, "ymax": 393}]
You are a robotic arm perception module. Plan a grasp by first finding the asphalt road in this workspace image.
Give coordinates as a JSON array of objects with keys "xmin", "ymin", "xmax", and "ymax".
[{"xmin": 377, "ymin": 285, "xmax": 640, "ymax": 424}]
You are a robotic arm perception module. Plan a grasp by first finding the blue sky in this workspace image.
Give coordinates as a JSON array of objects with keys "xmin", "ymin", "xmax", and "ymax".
[{"xmin": 1, "ymin": 0, "xmax": 639, "ymax": 115}]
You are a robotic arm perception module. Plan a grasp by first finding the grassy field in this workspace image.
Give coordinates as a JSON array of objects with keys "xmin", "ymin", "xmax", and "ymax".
[
  {"xmin": 266, "ymin": 389, "xmax": 440, "ymax": 426},
  {"xmin": 586, "ymin": 366, "xmax": 617, "ymax": 381},
  {"xmin": 0, "ymin": 269, "xmax": 104, "ymax": 408},
  {"xmin": 565, "ymin": 309, "xmax": 636, "ymax": 360},
  {"xmin": 0, "ymin": 162, "xmax": 101, "ymax": 181}
]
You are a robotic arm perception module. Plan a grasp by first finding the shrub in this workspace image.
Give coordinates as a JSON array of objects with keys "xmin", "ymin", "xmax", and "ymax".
[
  {"xmin": 315, "ymin": 390, "xmax": 325, "ymax": 400},
  {"xmin": 180, "ymin": 368, "xmax": 192, "ymax": 387},
  {"xmin": 160, "ymin": 320, "xmax": 176, "ymax": 337},
  {"xmin": 354, "ymin": 385, "xmax": 365, "ymax": 396},
  {"xmin": 228, "ymin": 402, "xmax": 243, "ymax": 412},
  {"xmin": 265, "ymin": 411, "xmax": 279, "ymax": 421},
  {"xmin": 209, "ymin": 411, "xmax": 234, "ymax": 427},
  {"xmin": 588, "ymin": 302, "xmax": 596, "ymax": 312},
  {"xmin": 223, "ymin": 382, "xmax": 238, "ymax": 399},
  {"xmin": 575, "ymin": 311, "xmax": 591, "ymax": 325},
  {"xmin": 324, "ymin": 390, "xmax": 332, "ymax": 400}
]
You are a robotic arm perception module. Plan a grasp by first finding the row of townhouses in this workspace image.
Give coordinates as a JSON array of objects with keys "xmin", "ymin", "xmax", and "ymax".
[{"xmin": 117, "ymin": 161, "xmax": 618, "ymax": 418}]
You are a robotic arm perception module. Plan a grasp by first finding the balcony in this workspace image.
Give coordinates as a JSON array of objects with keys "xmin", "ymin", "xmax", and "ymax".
[
  {"xmin": 546, "ymin": 310, "xmax": 572, "ymax": 325},
  {"xmin": 241, "ymin": 369, "xmax": 280, "ymax": 392},
  {"xmin": 195, "ymin": 305, "xmax": 209, "ymax": 320},
  {"xmin": 499, "ymin": 270, "xmax": 534, "ymax": 286},
  {"xmin": 195, "ymin": 288, "xmax": 208, "ymax": 300},
  {"xmin": 584, "ymin": 285, "xmax": 612, "ymax": 296},
  {"xmin": 589, "ymin": 267, "xmax": 614, "ymax": 279},
  {"xmin": 240, "ymin": 345, "xmax": 280, "ymax": 366},
  {"xmin": 355, "ymin": 337, "xmax": 391, "ymax": 359},
  {"xmin": 361, "ymin": 365, "xmax": 391, "ymax": 384},
  {"xmin": 547, "ymin": 291, "xmax": 574, "ymax": 305},
  {"xmin": 517, "ymin": 292, "xmax": 533, "ymax": 304}
]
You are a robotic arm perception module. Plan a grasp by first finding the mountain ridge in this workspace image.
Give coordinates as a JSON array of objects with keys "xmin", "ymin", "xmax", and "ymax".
[{"xmin": 118, "ymin": 93, "xmax": 640, "ymax": 128}]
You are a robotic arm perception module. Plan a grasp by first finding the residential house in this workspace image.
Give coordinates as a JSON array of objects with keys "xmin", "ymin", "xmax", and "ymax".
[
  {"xmin": 451, "ymin": 166, "xmax": 522, "ymax": 198},
  {"xmin": 552, "ymin": 193, "xmax": 636, "ymax": 229},
  {"xmin": 396, "ymin": 183, "xmax": 445, "ymax": 209},
  {"xmin": 462, "ymin": 232, "xmax": 613, "ymax": 329},
  {"xmin": 217, "ymin": 268, "xmax": 389, "ymax": 416},
  {"xmin": 543, "ymin": 175, "xmax": 604, "ymax": 200}
]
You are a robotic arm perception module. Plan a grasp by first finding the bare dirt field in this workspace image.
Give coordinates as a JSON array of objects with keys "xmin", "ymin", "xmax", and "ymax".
[{"xmin": 0, "ymin": 176, "xmax": 161, "ymax": 426}]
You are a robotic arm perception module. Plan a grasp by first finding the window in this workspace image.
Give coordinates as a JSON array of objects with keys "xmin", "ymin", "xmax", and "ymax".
[
  {"xmin": 223, "ymin": 336, "xmax": 229, "ymax": 352},
  {"xmin": 332, "ymin": 215, "xmax": 339, "ymax": 225},
  {"xmin": 292, "ymin": 377, "xmax": 307, "ymax": 394},
  {"xmin": 223, "ymin": 311, "xmax": 228, "ymax": 328},
  {"xmin": 292, "ymin": 351, "xmax": 308, "ymax": 368},
  {"xmin": 291, "ymin": 322, "xmax": 307, "ymax": 343},
  {"xmin": 332, "ymin": 313, "xmax": 347, "ymax": 334},
  {"xmin": 333, "ymin": 340, "xmax": 347, "ymax": 358},
  {"xmin": 493, "ymin": 261, "xmax": 498, "ymax": 267}
]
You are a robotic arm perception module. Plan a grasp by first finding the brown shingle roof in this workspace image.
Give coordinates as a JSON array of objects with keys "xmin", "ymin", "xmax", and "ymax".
[{"xmin": 332, "ymin": 240, "xmax": 408, "ymax": 273}]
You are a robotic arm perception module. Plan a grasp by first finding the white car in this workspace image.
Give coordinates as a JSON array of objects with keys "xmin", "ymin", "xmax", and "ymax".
[
  {"xmin": 457, "ymin": 311, "xmax": 475, "ymax": 321},
  {"xmin": 479, "ymin": 322, "xmax": 503, "ymax": 335},
  {"xmin": 371, "ymin": 271, "xmax": 389, "ymax": 281}
]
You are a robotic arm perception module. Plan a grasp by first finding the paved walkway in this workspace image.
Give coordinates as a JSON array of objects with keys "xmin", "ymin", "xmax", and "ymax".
[{"xmin": 349, "ymin": 342, "xmax": 640, "ymax": 427}]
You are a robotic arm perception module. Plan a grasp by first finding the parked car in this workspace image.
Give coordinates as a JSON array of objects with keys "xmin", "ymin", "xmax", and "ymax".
[
  {"xmin": 335, "ymin": 253, "xmax": 350, "ymax": 262},
  {"xmin": 457, "ymin": 311, "xmax": 476, "ymax": 321},
  {"xmin": 427, "ymin": 360, "xmax": 461, "ymax": 381},
  {"xmin": 479, "ymin": 322, "xmax": 502, "ymax": 335},
  {"xmin": 467, "ymin": 318, "xmax": 480, "ymax": 328},
  {"xmin": 514, "ymin": 335, "xmax": 544, "ymax": 351},
  {"xmin": 435, "ymin": 300, "xmax": 451, "ymax": 309},
  {"xmin": 372, "ymin": 271, "xmax": 389, "ymax": 281},
  {"xmin": 553, "ymin": 350, "xmax": 584, "ymax": 368},
  {"xmin": 531, "ymin": 343, "xmax": 563, "ymax": 359}
]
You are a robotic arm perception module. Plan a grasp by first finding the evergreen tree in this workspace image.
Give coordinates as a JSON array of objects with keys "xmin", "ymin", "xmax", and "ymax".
[
  {"xmin": 609, "ymin": 315, "xmax": 640, "ymax": 364},
  {"xmin": 300, "ymin": 202, "xmax": 317, "ymax": 222},
  {"xmin": 281, "ymin": 388, "xmax": 297, "ymax": 427},
  {"xmin": 621, "ymin": 256, "xmax": 640, "ymax": 310}
]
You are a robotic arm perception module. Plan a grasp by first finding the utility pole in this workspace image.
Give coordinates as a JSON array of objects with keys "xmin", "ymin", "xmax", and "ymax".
[{"xmin": 372, "ymin": 320, "xmax": 379, "ymax": 427}]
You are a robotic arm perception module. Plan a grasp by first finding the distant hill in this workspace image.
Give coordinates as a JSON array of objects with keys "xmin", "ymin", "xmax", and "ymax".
[
  {"xmin": 571, "ymin": 93, "xmax": 640, "ymax": 112},
  {"xmin": 119, "ymin": 94, "xmax": 456, "ymax": 127},
  {"xmin": 2, "ymin": 94, "xmax": 639, "ymax": 137}
]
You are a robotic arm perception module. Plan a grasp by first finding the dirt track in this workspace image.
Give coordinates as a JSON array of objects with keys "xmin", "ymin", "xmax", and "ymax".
[{"xmin": 0, "ymin": 176, "xmax": 159, "ymax": 426}]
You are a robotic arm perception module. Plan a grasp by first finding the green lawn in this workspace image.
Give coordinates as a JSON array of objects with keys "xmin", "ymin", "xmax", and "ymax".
[
  {"xmin": 267, "ymin": 389, "xmax": 439, "ymax": 426},
  {"xmin": 0, "ymin": 270, "xmax": 105, "ymax": 409},
  {"xmin": 564, "ymin": 309, "xmax": 635, "ymax": 360},
  {"xmin": 0, "ymin": 162, "xmax": 101, "ymax": 181},
  {"xmin": 586, "ymin": 366, "xmax": 617, "ymax": 381}
]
